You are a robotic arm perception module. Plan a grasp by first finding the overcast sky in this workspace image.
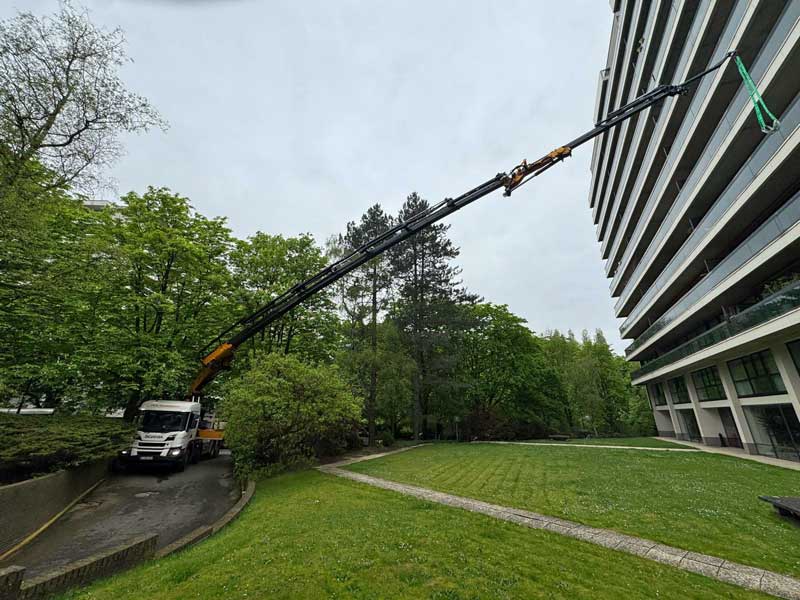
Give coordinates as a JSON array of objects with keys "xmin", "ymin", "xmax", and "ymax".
[{"xmin": 10, "ymin": 0, "xmax": 623, "ymax": 349}]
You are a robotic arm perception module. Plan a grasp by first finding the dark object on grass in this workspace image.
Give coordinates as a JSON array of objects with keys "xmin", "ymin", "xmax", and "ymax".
[
  {"xmin": 759, "ymin": 496, "xmax": 800, "ymax": 520},
  {"xmin": 549, "ymin": 434, "xmax": 571, "ymax": 442}
]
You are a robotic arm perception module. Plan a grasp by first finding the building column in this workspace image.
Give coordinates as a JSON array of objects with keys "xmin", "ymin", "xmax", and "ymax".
[
  {"xmin": 648, "ymin": 383, "xmax": 679, "ymax": 437},
  {"xmin": 770, "ymin": 342, "xmax": 800, "ymax": 422},
  {"xmin": 717, "ymin": 360, "xmax": 758, "ymax": 455},
  {"xmin": 653, "ymin": 408, "xmax": 675, "ymax": 436},
  {"xmin": 662, "ymin": 381, "xmax": 686, "ymax": 440},
  {"xmin": 684, "ymin": 373, "xmax": 725, "ymax": 447}
]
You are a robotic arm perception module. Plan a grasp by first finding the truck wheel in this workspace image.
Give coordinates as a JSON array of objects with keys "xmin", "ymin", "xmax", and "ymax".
[
  {"xmin": 176, "ymin": 452, "xmax": 188, "ymax": 472},
  {"xmin": 213, "ymin": 441, "xmax": 220, "ymax": 458}
]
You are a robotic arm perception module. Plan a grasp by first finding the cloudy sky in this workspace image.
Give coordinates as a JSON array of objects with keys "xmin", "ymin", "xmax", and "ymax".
[{"xmin": 10, "ymin": 0, "xmax": 623, "ymax": 349}]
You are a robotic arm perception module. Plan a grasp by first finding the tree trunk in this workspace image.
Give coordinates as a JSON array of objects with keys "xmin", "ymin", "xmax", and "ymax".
[
  {"xmin": 412, "ymin": 367, "xmax": 422, "ymax": 440},
  {"xmin": 16, "ymin": 380, "xmax": 33, "ymax": 414},
  {"xmin": 122, "ymin": 384, "xmax": 143, "ymax": 421},
  {"xmin": 367, "ymin": 264, "xmax": 378, "ymax": 445}
]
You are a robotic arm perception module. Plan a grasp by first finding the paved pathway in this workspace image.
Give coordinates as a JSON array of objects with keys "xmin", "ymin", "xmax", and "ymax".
[
  {"xmin": 1, "ymin": 452, "xmax": 239, "ymax": 578},
  {"xmin": 484, "ymin": 440, "xmax": 700, "ymax": 452},
  {"xmin": 319, "ymin": 448, "xmax": 800, "ymax": 600},
  {"xmin": 655, "ymin": 438, "xmax": 800, "ymax": 471}
]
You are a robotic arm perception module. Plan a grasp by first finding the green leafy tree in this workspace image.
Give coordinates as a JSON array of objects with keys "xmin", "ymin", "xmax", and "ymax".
[
  {"xmin": 459, "ymin": 303, "xmax": 561, "ymax": 439},
  {"xmin": 0, "ymin": 182, "xmax": 117, "ymax": 410},
  {"xmin": 542, "ymin": 330, "xmax": 582, "ymax": 430},
  {"xmin": 93, "ymin": 187, "xmax": 234, "ymax": 418},
  {"xmin": 229, "ymin": 232, "xmax": 340, "ymax": 365},
  {"xmin": 220, "ymin": 353, "xmax": 362, "ymax": 476},
  {"xmin": 337, "ymin": 320, "xmax": 416, "ymax": 438}
]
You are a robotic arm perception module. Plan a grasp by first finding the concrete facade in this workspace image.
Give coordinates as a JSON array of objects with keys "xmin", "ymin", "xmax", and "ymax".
[{"xmin": 591, "ymin": 1, "xmax": 800, "ymax": 462}]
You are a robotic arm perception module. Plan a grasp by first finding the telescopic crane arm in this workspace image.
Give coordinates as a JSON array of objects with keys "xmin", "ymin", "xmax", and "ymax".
[{"xmin": 188, "ymin": 50, "xmax": 739, "ymax": 399}]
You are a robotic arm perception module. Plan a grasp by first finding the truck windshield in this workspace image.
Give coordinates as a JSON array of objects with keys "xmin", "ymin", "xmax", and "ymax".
[{"xmin": 139, "ymin": 411, "xmax": 189, "ymax": 433}]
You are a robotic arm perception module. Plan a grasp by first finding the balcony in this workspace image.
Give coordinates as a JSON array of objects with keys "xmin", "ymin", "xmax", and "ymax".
[
  {"xmin": 626, "ymin": 186, "xmax": 800, "ymax": 359},
  {"xmin": 631, "ymin": 279, "xmax": 800, "ymax": 380}
]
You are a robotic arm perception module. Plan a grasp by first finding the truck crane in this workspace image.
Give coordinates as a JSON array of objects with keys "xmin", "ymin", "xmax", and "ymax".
[
  {"xmin": 115, "ymin": 50, "xmax": 780, "ymax": 470},
  {"xmin": 119, "ymin": 50, "xmax": 778, "ymax": 470},
  {"xmin": 190, "ymin": 51, "xmax": 757, "ymax": 399}
]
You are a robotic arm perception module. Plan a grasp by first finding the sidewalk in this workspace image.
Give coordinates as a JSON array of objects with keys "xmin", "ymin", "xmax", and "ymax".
[
  {"xmin": 655, "ymin": 438, "xmax": 800, "ymax": 472},
  {"xmin": 484, "ymin": 440, "xmax": 699, "ymax": 452}
]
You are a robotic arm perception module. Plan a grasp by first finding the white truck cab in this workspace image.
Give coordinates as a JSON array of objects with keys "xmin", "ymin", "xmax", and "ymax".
[{"xmin": 116, "ymin": 400, "xmax": 221, "ymax": 471}]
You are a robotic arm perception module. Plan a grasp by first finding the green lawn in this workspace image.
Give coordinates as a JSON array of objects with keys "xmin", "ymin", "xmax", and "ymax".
[
  {"xmin": 62, "ymin": 470, "xmax": 766, "ymax": 600},
  {"xmin": 523, "ymin": 436, "xmax": 687, "ymax": 448},
  {"xmin": 347, "ymin": 443, "xmax": 800, "ymax": 577},
  {"xmin": 0, "ymin": 414, "xmax": 133, "ymax": 483}
]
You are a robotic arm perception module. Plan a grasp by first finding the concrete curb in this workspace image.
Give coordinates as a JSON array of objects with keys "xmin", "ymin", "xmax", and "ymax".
[
  {"xmin": 155, "ymin": 479, "xmax": 256, "ymax": 559},
  {"xmin": 1, "ymin": 534, "xmax": 158, "ymax": 600},
  {"xmin": 319, "ymin": 446, "xmax": 800, "ymax": 600}
]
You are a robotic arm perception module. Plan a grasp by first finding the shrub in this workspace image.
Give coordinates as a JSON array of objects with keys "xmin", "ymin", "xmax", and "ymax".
[
  {"xmin": 377, "ymin": 430, "xmax": 395, "ymax": 447},
  {"xmin": 0, "ymin": 414, "xmax": 134, "ymax": 483},
  {"xmin": 221, "ymin": 353, "xmax": 363, "ymax": 477}
]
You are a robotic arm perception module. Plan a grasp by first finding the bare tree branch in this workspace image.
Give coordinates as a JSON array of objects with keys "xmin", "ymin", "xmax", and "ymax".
[{"xmin": 0, "ymin": 1, "xmax": 166, "ymax": 193}]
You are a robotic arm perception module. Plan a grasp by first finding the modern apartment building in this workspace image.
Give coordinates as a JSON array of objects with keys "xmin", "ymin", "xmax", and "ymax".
[{"xmin": 589, "ymin": 1, "xmax": 800, "ymax": 461}]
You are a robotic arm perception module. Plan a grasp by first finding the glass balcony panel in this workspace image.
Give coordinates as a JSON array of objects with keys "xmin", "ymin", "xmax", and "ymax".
[
  {"xmin": 632, "ymin": 280, "xmax": 800, "ymax": 379},
  {"xmin": 626, "ymin": 186, "xmax": 800, "ymax": 356}
]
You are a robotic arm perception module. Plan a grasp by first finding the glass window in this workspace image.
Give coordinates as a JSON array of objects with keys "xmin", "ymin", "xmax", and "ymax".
[
  {"xmin": 678, "ymin": 409, "xmax": 702, "ymax": 442},
  {"xmin": 727, "ymin": 349, "xmax": 787, "ymax": 398},
  {"xmin": 743, "ymin": 404, "xmax": 800, "ymax": 462},
  {"xmin": 649, "ymin": 382, "xmax": 667, "ymax": 406},
  {"xmin": 667, "ymin": 376, "xmax": 690, "ymax": 404},
  {"xmin": 139, "ymin": 411, "xmax": 189, "ymax": 433},
  {"xmin": 691, "ymin": 366, "xmax": 726, "ymax": 401},
  {"xmin": 788, "ymin": 339, "xmax": 800, "ymax": 373}
]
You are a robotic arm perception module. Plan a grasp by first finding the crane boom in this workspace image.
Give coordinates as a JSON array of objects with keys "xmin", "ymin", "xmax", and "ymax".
[{"xmin": 188, "ymin": 50, "xmax": 738, "ymax": 398}]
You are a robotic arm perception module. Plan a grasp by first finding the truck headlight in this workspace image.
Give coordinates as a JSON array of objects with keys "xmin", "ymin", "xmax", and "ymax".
[
  {"xmin": 120, "ymin": 449, "xmax": 130, "ymax": 455},
  {"xmin": 169, "ymin": 449, "xmax": 182, "ymax": 456}
]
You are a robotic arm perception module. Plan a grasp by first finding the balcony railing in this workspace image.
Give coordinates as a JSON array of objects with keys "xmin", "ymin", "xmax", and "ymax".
[
  {"xmin": 626, "ymin": 186, "xmax": 800, "ymax": 357},
  {"xmin": 632, "ymin": 280, "xmax": 800, "ymax": 380}
]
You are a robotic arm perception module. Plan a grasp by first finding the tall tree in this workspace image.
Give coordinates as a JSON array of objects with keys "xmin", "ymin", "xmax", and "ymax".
[
  {"xmin": 337, "ymin": 204, "xmax": 394, "ymax": 444},
  {"xmin": 0, "ymin": 187, "xmax": 112, "ymax": 410},
  {"xmin": 459, "ymin": 303, "xmax": 561, "ymax": 439},
  {"xmin": 0, "ymin": 2, "xmax": 164, "ymax": 194},
  {"xmin": 542, "ymin": 329, "xmax": 581, "ymax": 429},
  {"xmin": 390, "ymin": 192, "xmax": 476, "ymax": 439},
  {"xmin": 229, "ymin": 232, "xmax": 340, "ymax": 365},
  {"xmin": 99, "ymin": 187, "xmax": 234, "ymax": 419}
]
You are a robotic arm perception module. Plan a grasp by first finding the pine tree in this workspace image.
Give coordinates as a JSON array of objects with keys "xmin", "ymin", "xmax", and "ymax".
[
  {"xmin": 389, "ymin": 193, "xmax": 477, "ymax": 439},
  {"xmin": 338, "ymin": 204, "xmax": 395, "ymax": 444}
]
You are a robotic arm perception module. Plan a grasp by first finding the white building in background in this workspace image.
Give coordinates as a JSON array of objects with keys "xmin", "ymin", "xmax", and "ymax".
[{"xmin": 590, "ymin": 1, "xmax": 800, "ymax": 461}]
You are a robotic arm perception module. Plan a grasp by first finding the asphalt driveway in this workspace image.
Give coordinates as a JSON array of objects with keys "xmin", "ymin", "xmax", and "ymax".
[{"xmin": 1, "ymin": 451, "xmax": 238, "ymax": 578}]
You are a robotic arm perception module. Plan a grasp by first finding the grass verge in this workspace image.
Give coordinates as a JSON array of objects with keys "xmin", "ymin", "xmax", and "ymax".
[
  {"xmin": 0, "ymin": 414, "xmax": 133, "ymax": 483},
  {"xmin": 60, "ymin": 470, "xmax": 766, "ymax": 599},
  {"xmin": 347, "ymin": 443, "xmax": 800, "ymax": 577}
]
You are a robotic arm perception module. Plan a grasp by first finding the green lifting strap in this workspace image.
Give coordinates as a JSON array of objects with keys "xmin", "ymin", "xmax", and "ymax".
[{"xmin": 735, "ymin": 55, "xmax": 780, "ymax": 134}]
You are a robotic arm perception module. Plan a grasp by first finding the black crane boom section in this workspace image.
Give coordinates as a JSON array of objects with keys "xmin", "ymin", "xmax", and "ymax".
[{"xmin": 189, "ymin": 50, "xmax": 737, "ymax": 397}]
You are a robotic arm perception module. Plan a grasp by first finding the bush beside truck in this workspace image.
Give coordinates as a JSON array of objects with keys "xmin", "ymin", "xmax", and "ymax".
[{"xmin": 220, "ymin": 354, "xmax": 363, "ymax": 478}]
